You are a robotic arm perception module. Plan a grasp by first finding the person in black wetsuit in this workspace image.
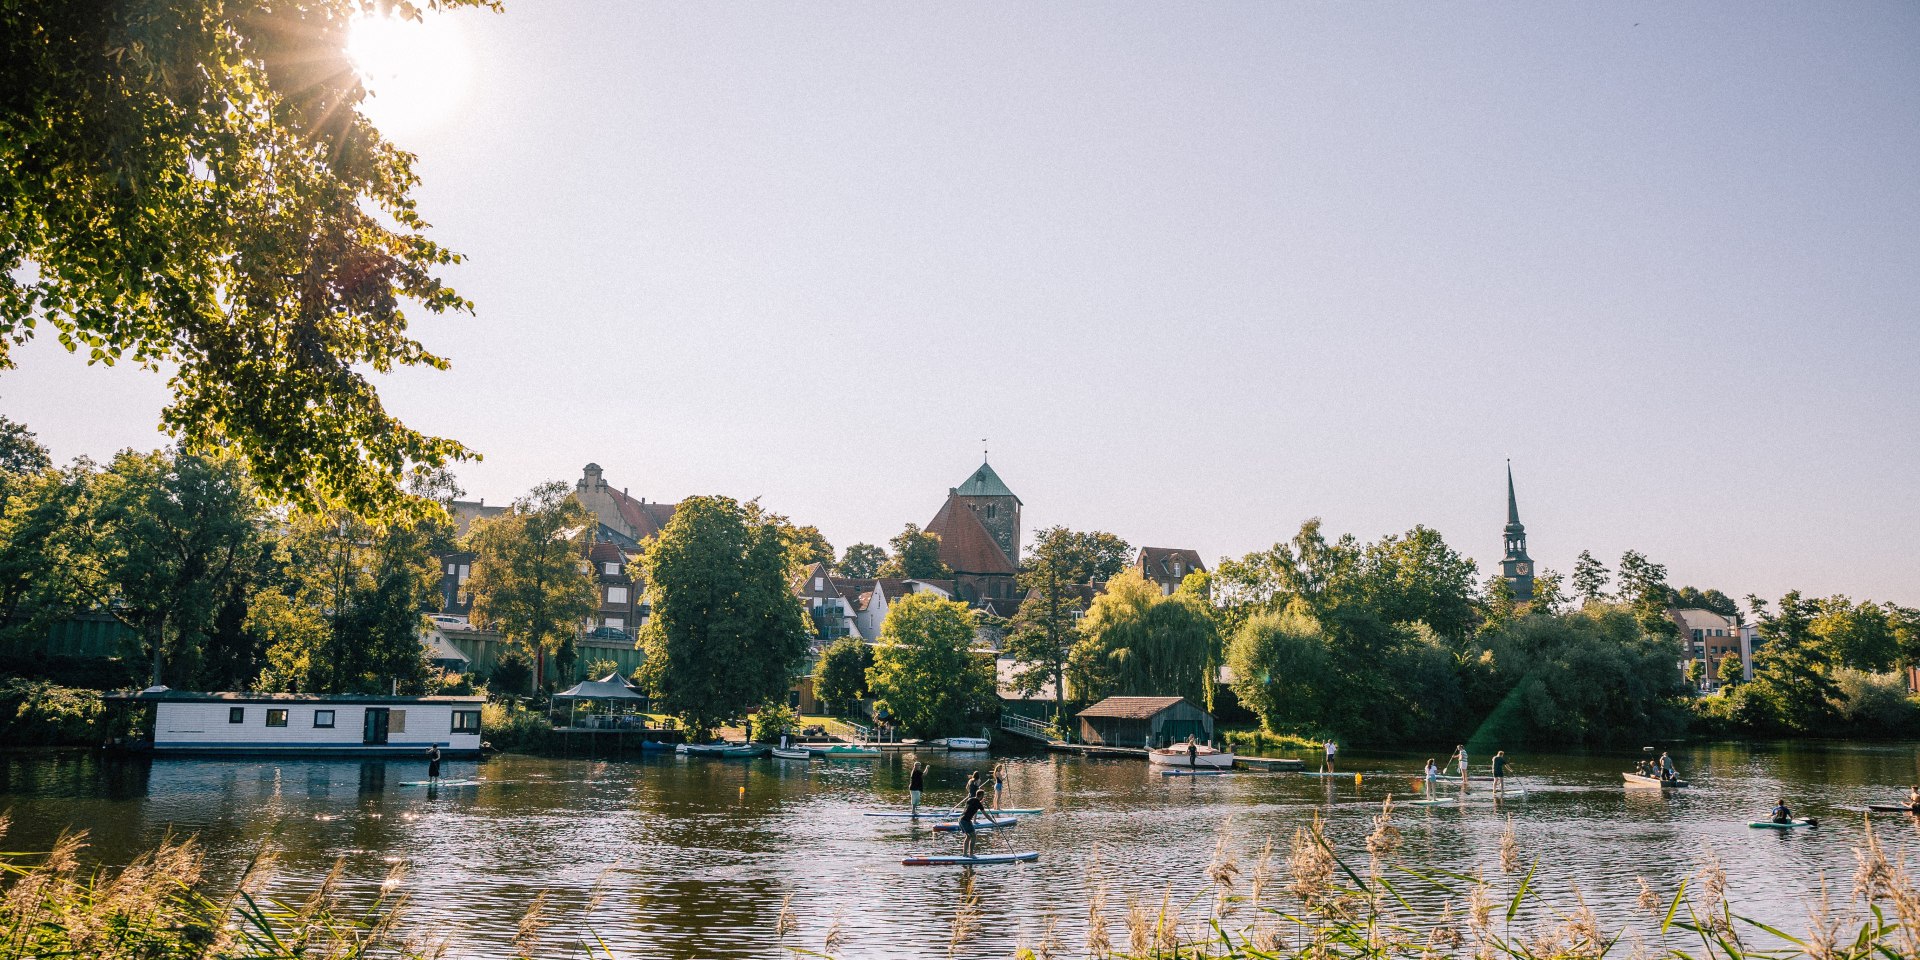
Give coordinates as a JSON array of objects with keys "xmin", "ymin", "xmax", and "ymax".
[
  {"xmin": 1491, "ymin": 750, "xmax": 1510, "ymax": 793},
  {"xmin": 1187, "ymin": 736, "xmax": 1198, "ymax": 768},
  {"xmin": 957, "ymin": 785, "xmax": 1001, "ymax": 857},
  {"xmin": 909, "ymin": 762, "xmax": 925, "ymax": 816},
  {"xmin": 425, "ymin": 744, "xmax": 442, "ymax": 783}
]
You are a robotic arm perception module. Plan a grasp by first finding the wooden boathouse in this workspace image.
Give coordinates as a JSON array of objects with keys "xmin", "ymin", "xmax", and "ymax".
[{"xmin": 1076, "ymin": 696, "xmax": 1213, "ymax": 749}]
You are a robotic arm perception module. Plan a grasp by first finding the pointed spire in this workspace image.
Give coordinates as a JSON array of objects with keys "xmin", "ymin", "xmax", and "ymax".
[{"xmin": 1506, "ymin": 460, "xmax": 1520, "ymax": 526}]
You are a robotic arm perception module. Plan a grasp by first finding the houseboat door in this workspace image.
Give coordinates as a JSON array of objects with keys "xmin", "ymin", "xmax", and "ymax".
[{"xmin": 363, "ymin": 708, "xmax": 390, "ymax": 745}]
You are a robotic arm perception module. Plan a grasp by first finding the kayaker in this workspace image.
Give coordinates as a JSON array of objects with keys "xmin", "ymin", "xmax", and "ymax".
[
  {"xmin": 425, "ymin": 744, "xmax": 442, "ymax": 784},
  {"xmin": 957, "ymin": 785, "xmax": 1000, "ymax": 857},
  {"xmin": 1323, "ymin": 739, "xmax": 1337, "ymax": 773},
  {"xmin": 1491, "ymin": 750, "xmax": 1510, "ymax": 793},
  {"xmin": 909, "ymin": 762, "xmax": 926, "ymax": 816},
  {"xmin": 1771, "ymin": 798, "xmax": 1793, "ymax": 825}
]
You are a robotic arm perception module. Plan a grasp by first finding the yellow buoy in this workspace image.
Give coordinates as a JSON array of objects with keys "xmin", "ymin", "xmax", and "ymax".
[{"xmin": 1354, "ymin": 772, "xmax": 1363, "ymax": 785}]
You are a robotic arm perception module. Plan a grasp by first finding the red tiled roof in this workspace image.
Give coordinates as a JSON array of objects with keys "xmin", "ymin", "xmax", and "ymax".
[
  {"xmin": 588, "ymin": 541, "xmax": 627, "ymax": 564},
  {"xmin": 1076, "ymin": 696, "xmax": 1190, "ymax": 720},
  {"xmin": 926, "ymin": 497, "xmax": 1015, "ymax": 575},
  {"xmin": 605, "ymin": 486, "xmax": 678, "ymax": 540}
]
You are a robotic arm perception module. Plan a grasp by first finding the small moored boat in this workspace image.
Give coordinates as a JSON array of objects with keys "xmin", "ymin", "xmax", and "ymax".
[
  {"xmin": 677, "ymin": 742, "xmax": 764, "ymax": 758},
  {"xmin": 770, "ymin": 746, "xmax": 813, "ymax": 760},
  {"xmin": 1146, "ymin": 744, "xmax": 1234, "ymax": 768},
  {"xmin": 936, "ymin": 737, "xmax": 991, "ymax": 751},
  {"xmin": 812, "ymin": 744, "xmax": 882, "ymax": 759}
]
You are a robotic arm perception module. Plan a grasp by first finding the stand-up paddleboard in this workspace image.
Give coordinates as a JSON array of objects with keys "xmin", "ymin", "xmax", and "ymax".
[
  {"xmin": 865, "ymin": 809, "xmax": 1042, "ymax": 818},
  {"xmin": 1868, "ymin": 804, "xmax": 1920, "ymax": 813},
  {"xmin": 1298, "ymin": 771, "xmax": 1361, "ymax": 777},
  {"xmin": 902, "ymin": 851, "xmax": 1039, "ymax": 866},
  {"xmin": 932, "ymin": 818, "xmax": 1018, "ymax": 832},
  {"xmin": 399, "ymin": 779, "xmax": 482, "ymax": 787},
  {"xmin": 1408, "ymin": 797, "xmax": 1455, "ymax": 806},
  {"xmin": 1749, "ymin": 819, "xmax": 1818, "ymax": 830},
  {"xmin": 1466, "ymin": 790, "xmax": 1529, "ymax": 800},
  {"xmin": 1161, "ymin": 769, "xmax": 1228, "ymax": 777}
]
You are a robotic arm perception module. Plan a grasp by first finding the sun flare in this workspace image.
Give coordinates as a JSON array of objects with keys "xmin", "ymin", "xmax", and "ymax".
[{"xmin": 347, "ymin": 11, "xmax": 472, "ymax": 137}]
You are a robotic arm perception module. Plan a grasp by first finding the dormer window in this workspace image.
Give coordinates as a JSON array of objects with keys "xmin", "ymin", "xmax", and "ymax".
[{"xmin": 1172, "ymin": 561, "xmax": 1183, "ymax": 577}]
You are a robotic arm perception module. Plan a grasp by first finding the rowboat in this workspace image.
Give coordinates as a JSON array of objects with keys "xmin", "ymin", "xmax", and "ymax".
[
  {"xmin": 932, "ymin": 817, "xmax": 1018, "ymax": 832},
  {"xmin": 1623, "ymin": 772, "xmax": 1686, "ymax": 789},
  {"xmin": 770, "ymin": 747, "xmax": 813, "ymax": 760},
  {"xmin": 936, "ymin": 737, "xmax": 991, "ymax": 751},
  {"xmin": 864, "ymin": 808, "xmax": 1043, "ymax": 818},
  {"xmin": 902, "ymin": 851, "xmax": 1038, "ymax": 866},
  {"xmin": 677, "ymin": 743, "xmax": 764, "ymax": 758},
  {"xmin": 812, "ymin": 744, "xmax": 882, "ymax": 759},
  {"xmin": 637, "ymin": 740, "xmax": 677, "ymax": 752},
  {"xmin": 1146, "ymin": 744, "xmax": 1234, "ymax": 768},
  {"xmin": 1749, "ymin": 819, "xmax": 1817, "ymax": 830}
]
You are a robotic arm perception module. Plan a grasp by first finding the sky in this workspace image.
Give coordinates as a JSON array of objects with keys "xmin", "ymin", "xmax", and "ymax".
[{"xmin": 3, "ymin": 2, "xmax": 1916, "ymax": 605}]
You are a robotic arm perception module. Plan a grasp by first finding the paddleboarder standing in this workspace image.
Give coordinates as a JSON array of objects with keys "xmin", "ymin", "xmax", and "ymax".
[
  {"xmin": 909, "ymin": 762, "xmax": 926, "ymax": 817},
  {"xmin": 425, "ymin": 744, "xmax": 442, "ymax": 784},
  {"xmin": 1187, "ymin": 736, "xmax": 1199, "ymax": 769},
  {"xmin": 1491, "ymin": 750, "xmax": 1510, "ymax": 794},
  {"xmin": 1322, "ymin": 739, "xmax": 1337, "ymax": 773},
  {"xmin": 992, "ymin": 762, "xmax": 1007, "ymax": 810},
  {"xmin": 957, "ymin": 785, "xmax": 1000, "ymax": 858}
]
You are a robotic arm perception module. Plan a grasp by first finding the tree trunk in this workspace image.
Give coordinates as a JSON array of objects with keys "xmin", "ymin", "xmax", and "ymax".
[{"xmin": 148, "ymin": 618, "xmax": 165, "ymax": 688}]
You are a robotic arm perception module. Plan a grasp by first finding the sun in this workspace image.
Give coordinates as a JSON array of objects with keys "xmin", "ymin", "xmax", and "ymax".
[{"xmin": 347, "ymin": 10, "xmax": 473, "ymax": 138}]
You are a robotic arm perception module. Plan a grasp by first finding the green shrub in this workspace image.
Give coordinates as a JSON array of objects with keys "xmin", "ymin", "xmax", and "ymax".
[
  {"xmin": 479, "ymin": 699, "xmax": 552, "ymax": 754},
  {"xmin": 749, "ymin": 702, "xmax": 796, "ymax": 742},
  {"xmin": 0, "ymin": 678, "xmax": 109, "ymax": 745}
]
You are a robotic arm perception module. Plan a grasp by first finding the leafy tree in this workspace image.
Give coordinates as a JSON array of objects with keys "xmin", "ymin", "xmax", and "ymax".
[
  {"xmin": 1069, "ymin": 571, "xmax": 1217, "ymax": 706},
  {"xmin": 252, "ymin": 507, "xmax": 442, "ymax": 694},
  {"xmin": 1003, "ymin": 529, "xmax": 1104, "ymax": 703},
  {"xmin": 1024, "ymin": 526, "xmax": 1131, "ymax": 584},
  {"xmin": 877, "ymin": 523, "xmax": 950, "ymax": 580},
  {"xmin": 1353, "ymin": 525, "xmax": 1479, "ymax": 640},
  {"xmin": 1616, "ymin": 550, "xmax": 1678, "ymax": 636},
  {"xmin": 86, "ymin": 449, "xmax": 267, "ymax": 686},
  {"xmin": 1571, "ymin": 551, "xmax": 1610, "ymax": 604},
  {"xmin": 1684, "ymin": 659, "xmax": 1704, "ymax": 689},
  {"xmin": 1715, "ymin": 651, "xmax": 1743, "ymax": 688},
  {"xmin": 1810, "ymin": 596, "xmax": 1897, "ymax": 672},
  {"xmin": 1740, "ymin": 591, "xmax": 1843, "ymax": 733},
  {"xmin": 465, "ymin": 482, "xmax": 598, "ymax": 693},
  {"xmin": 638, "ymin": 496, "xmax": 812, "ymax": 736},
  {"xmin": 865, "ymin": 592, "xmax": 994, "ymax": 738},
  {"xmin": 2, "ymin": 1, "xmax": 496, "ymax": 520},
  {"xmin": 836, "ymin": 543, "xmax": 886, "ymax": 579},
  {"xmin": 582, "ymin": 659, "xmax": 622, "ymax": 681},
  {"xmin": 1671, "ymin": 586, "xmax": 1740, "ymax": 619},
  {"xmin": 751, "ymin": 702, "xmax": 798, "ymax": 742},
  {"xmin": 1464, "ymin": 604, "xmax": 1686, "ymax": 745},
  {"xmin": 0, "ymin": 416, "xmax": 51, "ymax": 481},
  {"xmin": 0, "ymin": 462, "xmax": 93, "ymax": 646},
  {"xmin": 1225, "ymin": 607, "xmax": 1333, "ymax": 734},
  {"xmin": 781, "ymin": 524, "xmax": 834, "ymax": 573},
  {"xmin": 1527, "ymin": 568, "xmax": 1567, "ymax": 615},
  {"xmin": 1482, "ymin": 574, "xmax": 1517, "ymax": 626},
  {"xmin": 814, "ymin": 636, "xmax": 872, "ymax": 715}
]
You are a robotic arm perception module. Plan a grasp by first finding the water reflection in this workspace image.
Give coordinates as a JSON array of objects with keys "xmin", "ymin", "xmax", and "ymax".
[{"xmin": 0, "ymin": 743, "xmax": 1913, "ymax": 956}]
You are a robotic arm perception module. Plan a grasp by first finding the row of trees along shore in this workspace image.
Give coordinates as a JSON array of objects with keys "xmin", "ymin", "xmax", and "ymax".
[{"xmin": 5, "ymin": 414, "xmax": 1918, "ymax": 746}]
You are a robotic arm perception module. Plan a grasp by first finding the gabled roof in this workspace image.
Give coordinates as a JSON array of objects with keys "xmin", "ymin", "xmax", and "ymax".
[
  {"xmin": 951, "ymin": 460, "xmax": 1020, "ymax": 503},
  {"xmin": 926, "ymin": 497, "xmax": 1016, "ymax": 575},
  {"xmin": 588, "ymin": 540, "xmax": 628, "ymax": 565},
  {"xmin": 1138, "ymin": 547, "xmax": 1206, "ymax": 580},
  {"xmin": 604, "ymin": 486, "xmax": 678, "ymax": 540},
  {"xmin": 1076, "ymin": 696, "xmax": 1191, "ymax": 720}
]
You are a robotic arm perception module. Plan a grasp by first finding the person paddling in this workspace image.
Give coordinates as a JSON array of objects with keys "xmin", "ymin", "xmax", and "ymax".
[
  {"xmin": 1491, "ymin": 750, "xmax": 1510, "ymax": 794},
  {"xmin": 909, "ymin": 762, "xmax": 926, "ymax": 817},
  {"xmin": 992, "ymin": 762, "xmax": 1007, "ymax": 810},
  {"xmin": 960, "ymin": 770, "xmax": 981, "ymax": 814},
  {"xmin": 1323, "ymin": 739, "xmax": 1337, "ymax": 773},
  {"xmin": 1423, "ymin": 758, "xmax": 1439, "ymax": 799},
  {"xmin": 957, "ymin": 785, "xmax": 1001, "ymax": 858},
  {"xmin": 1771, "ymin": 798, "xmax": 1794, "ymax": 825},
  {"xmin": 425, "ymin": 744, "xmax": 442, "ymax": 784},
  {"xmin": 1906, "ymin": 785, "xmax": 1920, "ymax": 814},
  {"xmin": 1186, "ymin": 736, "xmax": 1199, "ymax": 769}
]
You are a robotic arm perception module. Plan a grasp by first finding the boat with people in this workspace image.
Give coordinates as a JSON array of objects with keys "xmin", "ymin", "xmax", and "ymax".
[
  {"xmin": 1622, "ymin": 772, "xmax": 1687, "ymax": 789},
  {"xmin": 1145, "ymin": 742, "xmax": 1234, "ymax": 768},
  {"xmin": 677, "ymin": 742, "xmax": 764, "ymax": 758}
]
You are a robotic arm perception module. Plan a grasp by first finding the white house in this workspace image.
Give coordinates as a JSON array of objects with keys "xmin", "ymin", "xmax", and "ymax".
[{"xmin": 110, "ymin": 690, "xmax": 486, "ymax": 757}]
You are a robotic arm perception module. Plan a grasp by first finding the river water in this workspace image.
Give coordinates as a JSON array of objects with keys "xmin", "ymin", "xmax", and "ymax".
[{"xmin": 0, "ymin": 741, "xmax": 1912, "ymax": 958}]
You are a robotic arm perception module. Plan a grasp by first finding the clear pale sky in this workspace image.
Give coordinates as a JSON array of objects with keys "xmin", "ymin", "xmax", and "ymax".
[{"xmin": 3, "ymin": 2, "xmax": 1916, "ymax": 605}]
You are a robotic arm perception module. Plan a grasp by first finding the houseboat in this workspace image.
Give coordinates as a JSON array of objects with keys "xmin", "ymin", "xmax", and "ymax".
[{"xmin": 105, "ymin": 688, "xmax": 485, "ymax": 757}]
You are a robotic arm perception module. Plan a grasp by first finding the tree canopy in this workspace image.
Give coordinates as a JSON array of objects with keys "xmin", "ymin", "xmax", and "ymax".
[
  {"xmin": 865, "ymin": 591, "xmax": 994, "ymax": 738},
  {"xmin": 464, "ymin": 481, "xmax": 597, "ymax": 692},
  {"xmin": 1, "ymin": 0, "xmax": 498, "ymax": 519},
  {"xmin": 878, "ymin": 523, "xmax": 950, "ymax": 580},
  {"xmin": 836, "ymin": 543, "xmax": 886, "ymax": 579},
  {"xmin": 1069, "ymin": 571, "xmax": 1217, "ymax": 706},
  {"xmin": 1023, "ymin": 526, "xmax": 1131, "ymax": 584}
]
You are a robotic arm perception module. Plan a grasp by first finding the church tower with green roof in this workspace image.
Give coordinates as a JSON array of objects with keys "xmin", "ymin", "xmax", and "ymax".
[{"xmin": 950, "ymin": 458, "xmax": 1023, "ymax": 568}]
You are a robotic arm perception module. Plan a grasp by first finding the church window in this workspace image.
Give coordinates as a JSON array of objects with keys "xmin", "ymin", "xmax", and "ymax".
[{"xmin": 986, "ymin": 504, "xmax": 996, "ymax": 518}]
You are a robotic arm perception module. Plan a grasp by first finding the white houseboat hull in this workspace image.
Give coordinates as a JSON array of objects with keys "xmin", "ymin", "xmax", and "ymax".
[{"xmin": 111, "ymin": 691, "xmax": 486, "ymax": 757}]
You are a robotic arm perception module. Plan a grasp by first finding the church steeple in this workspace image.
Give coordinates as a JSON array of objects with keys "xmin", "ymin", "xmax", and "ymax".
[{"xmin": 1500, "ymin": 461, "xmax": 1534, "ymax": 601}]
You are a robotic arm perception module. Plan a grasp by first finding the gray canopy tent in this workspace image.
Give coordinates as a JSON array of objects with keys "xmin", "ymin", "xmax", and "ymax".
[{"xmin": 551, "ymin": 673, "xmax": 649, "ymax": 729}]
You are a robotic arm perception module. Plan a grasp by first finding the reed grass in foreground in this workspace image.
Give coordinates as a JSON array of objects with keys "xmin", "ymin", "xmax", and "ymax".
[{"xmin": 2, "ymin": 800, "xmax": 1917, "ymax": 959}]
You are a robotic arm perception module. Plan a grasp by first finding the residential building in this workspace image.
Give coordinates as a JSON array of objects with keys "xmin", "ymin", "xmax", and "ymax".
[
  {"xmin": 587, "ymin": 539, "xmax": 645, "ymax": 641},
  {"xmin": 1671, "ymin": 607, "xmax": 1743, "ymax": 689},
  {"xmin": 574, "ymin": 462, "xmax": 678, "ymax": 551},
  {"xmin": 1137, "ymin": 547, "xmax": 1205, "ymax": 595},
  {"xmin": 1500, "ymin": 463, "xmax": 1535, "ymax": 602},
  {"xmin": 925, "ymin": 459, "xmax": 1023, "ymax": 606}
]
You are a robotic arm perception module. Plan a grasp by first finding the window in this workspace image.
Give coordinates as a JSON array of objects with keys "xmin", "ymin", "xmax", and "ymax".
[
  {"xmin": 266, "ymin": 709, "xmax": 289, "ymax": 727},
  {"xmin": 1173, "ymin": 561, "xmax": 1183, "ymax": 576},
  {"xmin": 452, "ymin": 710, "xmax": 481, "ymax": 734},
  {"xmin": 603, "ymin": 562, "xmax": 620, "ymax": 576},
  {"xmin": 603, "ymin": 617, "xmax": 624, "ymax": 630},
  {"xmin": 446, "ymin": 562, "xmax": 457, "ymax": 574},
  {"xmin": 986, "ymin": 504, "xmax": 996, "ymax": 518},
  {"xmin": 457, "ymin": 564, "xmax": 470, "ymax": 583},
  {"xmin": 813, "ymin": 577, "xmax": 824, "ymax": 591},
  {"xmin": 314, "ymin": 710, "xmax": 335, "ymax": 729},
  {"xmin": 606, "ymin": 586, "xmax": 628, "ymax": 604},
  {"xmin": 229, "ymin": 707, "xmax": 245, "ymax": 724},
  {"xmin": 390, "ymin": 710, "xmax": 407, "ymax": 734}
]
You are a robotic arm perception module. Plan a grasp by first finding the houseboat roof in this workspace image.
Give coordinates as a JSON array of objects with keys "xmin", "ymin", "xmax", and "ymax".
[{"xmin": 103, "ymin": 688, "xmax": 485, "ymax": 705}]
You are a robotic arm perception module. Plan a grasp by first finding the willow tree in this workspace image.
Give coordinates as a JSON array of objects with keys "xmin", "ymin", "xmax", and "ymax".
[
  {"xmin": 1069, "ymin": 571, "xmax": 1217, "ymax": 706},
  {"xmin": 1, "ymin": 0, "xmax": 497, "ymax": 519}
]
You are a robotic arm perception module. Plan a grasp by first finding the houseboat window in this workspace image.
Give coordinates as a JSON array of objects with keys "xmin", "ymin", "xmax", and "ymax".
[
  {"xmin": 452, "ymin": 710, "xmax": 481, "ymax": 734},
  {"xmin": 266, "ymin": 709, "xmax": 288, "ymax": 727},
  {"xmin": 389, "ymin": 710, "xmax": 407, "ymax": 733},
  {"xmin": 313, "ymin": 710, "xmax": 335, "ymax": 728},
  {"xmin": 228, "ymin": 707, "xmax": 244, "ymax": 724}
]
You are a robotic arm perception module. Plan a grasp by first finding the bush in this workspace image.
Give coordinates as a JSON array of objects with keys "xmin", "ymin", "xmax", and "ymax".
[
  {"xmin": 750, "ymin": 702, "xmax": 797, "ymax": 742},
  {"xmin": 489, "ymin": 650, "xmax": 533, "ymax": 694},
  {"xmin": 0, "ymin": 678, "xmax": 110, "ymax": 745},
  {"xmin": 1835, "ymin": 668, "xmax": 1920, "ymax": 736},
  {"xmin": 424, "ymin": 667, "xmax": 475, "ymax": 696},
  {"xmin": 479, "ymin": 699, "xmax": 552, "ymax": 754}
]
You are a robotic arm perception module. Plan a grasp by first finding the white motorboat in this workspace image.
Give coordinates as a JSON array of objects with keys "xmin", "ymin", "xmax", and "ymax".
[
  {"xmin": 1146, "ymin": 744, "xmax": 1234, "ymax": 768},
  {"xmin": 938, "ymin": 737, "xmax": 990, "ymax": 751}
]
